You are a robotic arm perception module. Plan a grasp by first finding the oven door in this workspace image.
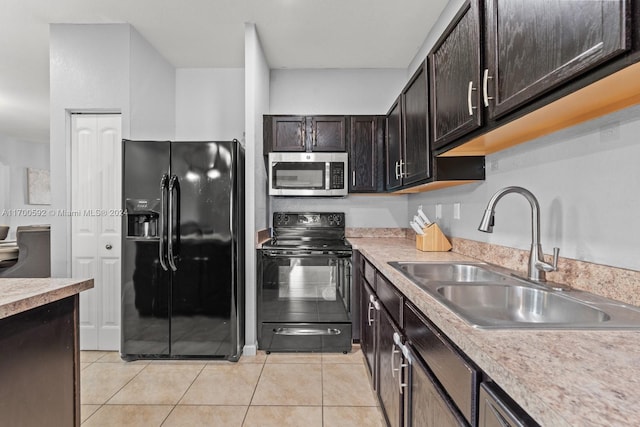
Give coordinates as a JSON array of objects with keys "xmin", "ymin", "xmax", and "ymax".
[{"xmin": 258, "ymin": 250, "xmax": 352, "ymax": 352}]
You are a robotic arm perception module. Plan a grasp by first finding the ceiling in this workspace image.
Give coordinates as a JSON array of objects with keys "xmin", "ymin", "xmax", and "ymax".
[{"xmin": 0, "ymin": 0, "xmax": 449, "ymax": 144}]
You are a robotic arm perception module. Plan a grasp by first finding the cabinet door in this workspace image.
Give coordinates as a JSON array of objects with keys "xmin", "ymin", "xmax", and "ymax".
[
  {"xmin": 385, "ymin": 98, "xmax": 403, "ymax": 191},
  {"xmin": 360, "ymin": 282, "xmax": 377, "ymax": 384},
  {"xmin": 271, "ymin": 116, "xmax": 306, "ymax": 151},
  {"xmin": 429, "ymin": 0, "xmax": 482, "ymax": 149},
  {"xmin": 485, "ymin": 0, "xmax": 630, "ymax": 119},
  {"xmin": 402, "ymin": 63, "xmax": 430, "ymax": 186},
  {"xmin": 308, "ymin": 116, "xmax": 346, "ymax": 151},
  {"xmin": 349, "ymin": 116, "xmax": 379, "ymax": 192},
  {"xmin": 405, "ymin": 351, "xmax": 467, "ymax": 427},
  {"xmin": 378, "ymin": 308, "xmax": 403, "ymax": 427}
]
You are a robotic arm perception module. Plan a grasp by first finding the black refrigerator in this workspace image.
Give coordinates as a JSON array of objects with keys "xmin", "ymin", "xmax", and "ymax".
[{"xmin": 121, "ymin": 139, "xmax": 244, "ymax": 361}]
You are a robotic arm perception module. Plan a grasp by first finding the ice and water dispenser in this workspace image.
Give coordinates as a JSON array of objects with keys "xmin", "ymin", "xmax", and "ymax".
[{"xmin": 126, "ymin": 199, "xmax": 160, "ymax": 238}]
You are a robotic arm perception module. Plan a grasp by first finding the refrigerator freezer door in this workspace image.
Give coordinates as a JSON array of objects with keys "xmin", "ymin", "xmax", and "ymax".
[
  {"xmin": 121, "ymin": 140, "xmax": 171, "ymax": 358},
  {"xmin": 169, "ymin": 141, "xmax": 237, "ymax": 357}
]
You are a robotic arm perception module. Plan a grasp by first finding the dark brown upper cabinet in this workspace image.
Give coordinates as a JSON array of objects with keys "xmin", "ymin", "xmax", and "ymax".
[
  {"xmin": 348, "ymin": 116, "xmax": 385, "ymax": 193},
  {"xmin": 386, "ymin": 63, "xmax": 431, "ymax": 191},
  {"xmin": 308, "ymin": 116, "xmax": 347, "ymax": 151},
  {"xmin": 385, "ymin": 97, "xmax": 403, "ymax": 192},
  {"xmin": 484, "ymin": 0, "xmax": 630, "ymax": 119},
  {"xmin": 429, "ymin": 0, "xmax": 483, "ymax": 150},
  {"xmin": 402, "ymin": 63, "xmax": 431, "ymax": 186},
  {"xmin": 263, "ymin": 115, "xmax": 346, "ymax": 153}
]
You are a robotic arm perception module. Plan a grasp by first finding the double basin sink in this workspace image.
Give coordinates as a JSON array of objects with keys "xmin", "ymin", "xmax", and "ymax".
[{"xmin": 389, "ymin": 261, "xmax": 640, "ymax": 329}]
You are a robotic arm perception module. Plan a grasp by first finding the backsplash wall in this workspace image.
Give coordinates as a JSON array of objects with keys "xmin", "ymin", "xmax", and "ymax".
[{"xmin": 409, "ymin": 104, "xmax": 640, "ymax": 272}]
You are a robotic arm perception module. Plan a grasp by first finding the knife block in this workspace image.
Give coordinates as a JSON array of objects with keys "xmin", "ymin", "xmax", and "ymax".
[{"xmin": 416, "ymin": 223, "xmax": 452, "ymax": 252}]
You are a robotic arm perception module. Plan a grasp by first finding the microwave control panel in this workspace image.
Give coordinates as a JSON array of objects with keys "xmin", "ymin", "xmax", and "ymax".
[{"xmin": 329, "ymin": 162, "xmax": 345, "ymax": 189}]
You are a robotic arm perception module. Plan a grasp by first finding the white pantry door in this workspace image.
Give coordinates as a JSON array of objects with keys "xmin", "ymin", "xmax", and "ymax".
[{"xmin": 71, "ymin": 114, "xmax": 122, "ymax": 350}]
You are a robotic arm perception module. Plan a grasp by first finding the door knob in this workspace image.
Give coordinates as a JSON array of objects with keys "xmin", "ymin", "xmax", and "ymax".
[{"xmin": 105, "ymin": 244, "xmax": 113, "ymax": 250}]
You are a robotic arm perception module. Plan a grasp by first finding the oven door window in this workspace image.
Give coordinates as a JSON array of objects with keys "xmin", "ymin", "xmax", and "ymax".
[
  {"xmin": 261, "ymin": 255, "xmax": 351, "ymax": 323},
  {"xmin": 272, "ymin": 162, "xmax": 326, "ymax": 189}
]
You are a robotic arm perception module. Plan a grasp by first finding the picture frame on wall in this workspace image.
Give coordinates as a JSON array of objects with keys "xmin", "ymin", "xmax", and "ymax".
[{"xmin": 27, "ymin": 167, "xmax": 51, "ymax": 205}]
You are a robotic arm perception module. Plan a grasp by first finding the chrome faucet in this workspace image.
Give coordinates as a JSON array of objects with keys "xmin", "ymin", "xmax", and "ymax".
[{"xmin": 478, "ymin": 186, "xmax": 559, "ymax": 282}]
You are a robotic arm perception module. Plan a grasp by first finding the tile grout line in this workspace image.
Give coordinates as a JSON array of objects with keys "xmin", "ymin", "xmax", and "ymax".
[
  {"xmin": 241, "ymin": 355, "xmax": 267, "ymax": 426},
  {"xmin": 159, "ymin": 362, "xmax": 209, "ymax": 426}
]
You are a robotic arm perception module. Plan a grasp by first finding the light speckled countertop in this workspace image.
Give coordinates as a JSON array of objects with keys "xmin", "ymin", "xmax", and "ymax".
[
  {"xmin": 0, "ymin": 278, "xmax": 94, "ymax": 319},
  {"xmin": 349, "ymin": 237, "xmax": 640, "ymax": 427}
]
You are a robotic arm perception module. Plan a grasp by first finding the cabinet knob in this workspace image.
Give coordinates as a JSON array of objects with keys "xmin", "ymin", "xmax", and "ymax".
[{"xmin": 105, "ymin": 244, "xmax": 113, "ymax": 250}]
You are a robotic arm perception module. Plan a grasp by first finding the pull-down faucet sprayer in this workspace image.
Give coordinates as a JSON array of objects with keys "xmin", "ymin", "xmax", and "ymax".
[{"xmin": 478, "ymin": 186, "xmax": 559, "ymax": 282}]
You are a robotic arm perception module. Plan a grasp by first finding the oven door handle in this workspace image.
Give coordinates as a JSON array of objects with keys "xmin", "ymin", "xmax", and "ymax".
[
  {"xmin": 273, "ymin": 327, "xmax": 342, "ymax": 336},
  {"xmin": 262, "ymin": 250, "xmax": 352, "ymax": 258}
]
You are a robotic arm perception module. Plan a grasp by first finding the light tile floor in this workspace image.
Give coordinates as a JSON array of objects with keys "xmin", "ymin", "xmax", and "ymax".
[{"xmin": 80, "ymin": 346, "xmax": 385, "ymax": 426}]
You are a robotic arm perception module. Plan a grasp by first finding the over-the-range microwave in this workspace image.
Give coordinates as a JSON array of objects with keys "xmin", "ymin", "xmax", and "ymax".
[{"xmin": 268, "ymin": 152, "xmax": 348, "ymax": 197}]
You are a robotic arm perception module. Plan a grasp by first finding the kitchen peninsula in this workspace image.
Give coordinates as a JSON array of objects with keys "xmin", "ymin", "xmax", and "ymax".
[{"xmin": 0, "ymin": 278, "xmax": 93, "ymax": 427}]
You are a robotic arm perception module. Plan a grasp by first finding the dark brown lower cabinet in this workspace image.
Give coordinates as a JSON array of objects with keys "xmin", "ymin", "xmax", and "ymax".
[
  {"xmin": 360, "ymin": 280, "xmax": 378, "ymax": 385},
  {"xmin": 0, "ymin": 296, "xmax": 80, "ymax": 426},
  {"xmin": 377, "ymin": 307, "xmax": 403, "ymax": 427},
  {"xmin": 404, "ymin": 343, "xmax": 467, "ymax": 427}
]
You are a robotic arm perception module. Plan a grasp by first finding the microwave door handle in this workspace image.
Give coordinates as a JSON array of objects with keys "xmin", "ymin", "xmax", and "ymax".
[
  {"xmin": 158, "ymin": 174, "xmax": 169, "ymax": 271},
  {"xmin": 326, "ymin": 162, "xmax": 330, "ymax": 190}
]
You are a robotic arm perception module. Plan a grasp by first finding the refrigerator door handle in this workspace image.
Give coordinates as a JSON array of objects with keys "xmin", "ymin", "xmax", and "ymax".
[
  {"xmin": 167, "ymin": 174, "xmax": 179, "ymax": 272},
  {"xmin": 159, "ymin": 174, "xmax": 169, "ymax": 271}
]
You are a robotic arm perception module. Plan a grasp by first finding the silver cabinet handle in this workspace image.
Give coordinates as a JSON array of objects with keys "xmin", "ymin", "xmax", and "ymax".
[
  {"xmin": 399, "ymin": 159, "xmax": 405, "ymax": 178},
  {"xmin": 483, "ymin": 69, "xmax": 494, "ymax": 107},
  {"xmin": 352, "ymin": 170, "xmax": 356, "ymax": 187},
  {"xmin": 367, "ymin": 302, "xmax": 375, "ymax": 326},
  {"xmin": 391, "ymin": 342, "xmax": 400, "ymax": 378},
  {"xmin": 467, "ymin": 81, "xmax": 477, "ymax": 116},
  {"xmin": 105, "ymin": 244, "xmax": 112, "ymax": 250},
  {"xmin": 395, "ymin": 161, "xmax": 400, "ymax": 180},
  {"xmin": 398, "ymin": 358, "xmax": 408, "ymax": 395}
]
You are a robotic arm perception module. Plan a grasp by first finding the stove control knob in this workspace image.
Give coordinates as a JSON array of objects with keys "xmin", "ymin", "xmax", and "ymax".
[
  {"xmin": 283, "ymin": 215, "xmax": 289, "ymax": 224},
  {"xmin": 335, "ymin": 214, "xmax": 342, "ymax": 225},
  {"xmin": 275, "ymin": 214, "xmax": 283, "ymax": 225}
]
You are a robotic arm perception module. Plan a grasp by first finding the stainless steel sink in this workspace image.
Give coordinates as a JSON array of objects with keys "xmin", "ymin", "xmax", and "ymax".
[
  {"xmin": 436, "ymin": 284, "xmax": 610, "ymax": 326},
  {"xmin": 388, "ymin": 261, "xmax": 640, "ymax": 329},
  {"xmin": 392, "ymin": 262, "xmax": 510, "ymax": 283}
]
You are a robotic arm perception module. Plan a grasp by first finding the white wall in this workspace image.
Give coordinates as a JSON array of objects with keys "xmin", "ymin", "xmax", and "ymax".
[
  {"xmin": 270, "ymin": 68, "xmax": 406, "ymax": 115},
  {"xmin": 409, "ymin": 104, "xmax": 640, "ymax": 271},
  {"xmin": 130, "ymin": 29, "xmax": 176, "ymax": 140},
  {"xmin": 244, "ymin": 23, "xmax": 271, "ymax": 354},
  {"xmin": 175, "ymin": 68, "xmax": 245, "ymax": 140},
  {"xmin": 269, "ymin": 68, "xmax": 410, "ymax": 227},
  {"xmin": 50, "ymin": 24, "xmax": 176, "ymax": 276},
  {"xmin": 0, "ymin": 136, "xmax": 49, "ymax": 239}
]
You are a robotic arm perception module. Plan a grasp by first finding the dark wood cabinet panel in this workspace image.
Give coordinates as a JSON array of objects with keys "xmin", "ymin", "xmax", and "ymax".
[
  {"xmin": 406, "ymin": 354, "xmax": 467, "ymax": 427},
  {"xmin": 430, "ymin": 0, "xmax": 482, "ymax": 149},
  {"xmin": 263, "ymin": 115, "xmax": 346, "ymax": 152},
  {"xmin": 402, "ymin": 64, "xmax": 430, "ymax": 185},
  {"xmin": 309, "ymin": 116, "xmax": 346, "ymax": 151},
  {"xmin": 378, "ymin": 307, "xmax": 402, "ymax": 427},
  {"xmin": 0, "ymin": 296, "xmax": 80, "ymax": 426},
  {"xmin": 270, "ymin": 115, "xmax": 306, "ymax": 151},
  {"xmin": 485, "ymin": 0, "xmax": 630, "ymax": 118},
  {"xmin": 360, "ymin": 281, "xmax": 377, "ymax": 383},
  {"xmin": 349, "ymin": 116, "xmax": 385, "ymax": 193},
  {"xmin": 385, "ymin": 98, "xmax": 403, "ymax": 191}
]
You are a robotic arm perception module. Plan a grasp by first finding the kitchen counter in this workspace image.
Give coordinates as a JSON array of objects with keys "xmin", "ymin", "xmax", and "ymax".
[
  {"xmin": 349, "ymin": 237, "xmax": 640, "ymax": 427},
  {"xmin": 0, "ymin": 277, "xmax": 93, "ymax": 319},
  {"xmin": 0, "ymin": 277, "xmax": 93, "ymax": 426}
]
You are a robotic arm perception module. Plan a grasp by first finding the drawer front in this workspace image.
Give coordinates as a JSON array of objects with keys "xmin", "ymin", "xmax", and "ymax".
[
  {"xmin": 404, "ymin": 302, "xmax": 479, "ymax": 426},
  {"xmin": 259, "ymin": 322, "xmax": 352, "ymax": 353},
  {"xmin": 376, "ymin": 272, "xmax": 402, "ymax": 326},
  {"xmin": 363, "ymin": 257, "xmax": 376, "ymax": 289}
]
